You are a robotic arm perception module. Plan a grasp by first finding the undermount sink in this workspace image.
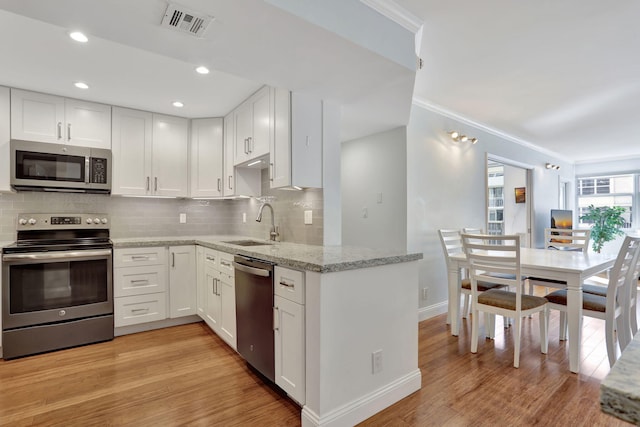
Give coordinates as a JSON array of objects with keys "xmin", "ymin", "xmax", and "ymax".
[{"xmin": 223, "ymin": 240, "xmax": 274, "ymax": 247}]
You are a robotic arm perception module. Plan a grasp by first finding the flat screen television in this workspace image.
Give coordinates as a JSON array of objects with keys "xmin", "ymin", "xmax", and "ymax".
[{"xmin": 550, "ymin": 209, "xmax": 573, "ymax": 229}]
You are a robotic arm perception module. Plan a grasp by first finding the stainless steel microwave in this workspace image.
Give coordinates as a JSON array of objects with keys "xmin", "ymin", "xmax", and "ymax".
[{"xmin": 10, "ymin": 140, "xmax": 111, "ymax": 193}]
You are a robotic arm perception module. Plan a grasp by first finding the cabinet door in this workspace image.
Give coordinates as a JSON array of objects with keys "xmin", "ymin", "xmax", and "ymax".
[
  {"xmin": 168, "ymin": 246, "xmax": 197, "ymax": 318},
  {"xmin": 234, "ymin": 102, "xmax": 252, "ymax": 165},
  {"xmin": 204, "ymin": 265, "xmax": 220, "ymax": 330},
  {"xmin": 64, "ymin": 99, "xmax": 111, "ymax": 148},
  {"xmin": 196, "ymin": 246, "xmax": 206, "ymax": 318},
  {"xmin": 10, "ymin": 89, "xmax": 65, "ymax": 144},
  {"xmin": 152, "ymin": 114, "xmax": 189, "ymax": 197},
  {"xmin": 290, "ymin": 92, "xmax": 322, "ymax": 188},
  {"xmin": 190, "ymin": 118, "xmax": 223, "ymax": 197},
  {"xmin": 0, "ymin": 86, "xmax": 10, "ymax": 193},
  {"xmin": 111, "ymin": 107, "xmax": 153, "ymax": 195},
  {"xmin": 274, "ymin": 295, "xmax": 306, "ymax": 405},
  {"xmin": 271, "ymin": 88, "xmax": 291, "ymax": 188},
  {"xmin": 218, "ymin": 273, "xmax": 237, "ymax": 349},
  {"xmin": 250, "ymin": 86, "xmax": 271, "ymax": 159},
  {"xmin": 223, "ymin": 113, "xmax": 235, "ymax": 196}
]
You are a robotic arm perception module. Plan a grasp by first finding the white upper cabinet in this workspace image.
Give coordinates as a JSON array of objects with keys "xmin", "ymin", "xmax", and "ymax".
[
  {"xmin": 152, "ymin": 114, "xmax": 189, "ymax": 197},
  {"xmin": 0, "ymin": 86, "xmax": 10, "ymax": 193},
  {"xmin": 10, "ymin": 89, "xmax": 111, "ymax": 149},
  {"xmin": 271, "ymin": 88, "xmax": 322, "ymax": 189},
  {"xmin": 111, "ymin": 107, "xmax": 153, "ymax": 196},
  {"xmin": 234, "ymin": 85, "xmax": 271, "ymax": 165},
  {"xmin": 190, "ymin": 118, "xmax": 223, "ymax": 198},
  {"xmin": 223, "ymin": 113, "xmax": 235, "ymax": 197},
  {"xmin": 112, "ymin": 108, "xmax": 188, "ymax": 197}
]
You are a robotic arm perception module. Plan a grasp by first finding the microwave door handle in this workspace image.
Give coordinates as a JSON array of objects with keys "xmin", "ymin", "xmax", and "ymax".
[{"xmin": 85, "ymin": 156, "xmax": 90, "ymax": 183}]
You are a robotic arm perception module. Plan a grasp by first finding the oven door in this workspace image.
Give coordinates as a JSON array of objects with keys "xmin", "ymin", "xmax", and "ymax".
[{"xmin": 2, "ymin": 248, "xmax": 113, "ymax": 330}]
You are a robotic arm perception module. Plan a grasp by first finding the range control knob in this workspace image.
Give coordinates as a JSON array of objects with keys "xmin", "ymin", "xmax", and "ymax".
[
  {"xmin": 28, "ymin": 218, "xmax": 37, "ymax": 225},
  {"xmin": 86, "ymin": 218, "xmax": 93, "ymax": 224},
  {"xmin": 94, "ymin": 218, "xmax": 101, "ymax": 224},
  {"xmin": 18, "ymin": 218, "xmax": 27, "ymax": 225},
  {"xmin": 101, "ymin": 218, "xmax": 108, "ymax": 224}
]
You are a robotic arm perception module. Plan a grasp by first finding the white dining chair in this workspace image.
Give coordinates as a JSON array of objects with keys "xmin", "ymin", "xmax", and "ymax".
[
  {"xmin": 462, "ymin": 233, "xmax": 548, "ymax": 368},
  {"xmin": 544, "ymin": 235, "xmax": 640, "ymax": 367},
  {"xmin": 438, "ymin": 229, "xmax": 508, "ymax": 323},
  {"xmin": 526, "ymin": 228, "xmax": 591, "ymax": 295}
]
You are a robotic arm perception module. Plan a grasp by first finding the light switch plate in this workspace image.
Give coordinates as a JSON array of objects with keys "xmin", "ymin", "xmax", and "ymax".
[
  {"xmin": 304, "ymin": 210, "xmax": 313, "ymax": 225},
  {"xmin": 179, "ymin": 213, "xmax": 187, "ymax": 223}
]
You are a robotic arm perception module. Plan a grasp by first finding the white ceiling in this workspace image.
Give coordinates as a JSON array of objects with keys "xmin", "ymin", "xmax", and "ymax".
[
  {"xmin": 398, "ymin": 0, "xmax": 640, "ymax": 163},
  {"xmin": 1, "ymin": 0, "xmax": 637, "ymax": 163},
  {"xmin": 0, "ymin": 0, "xmax": 414, "ymax": 143}
]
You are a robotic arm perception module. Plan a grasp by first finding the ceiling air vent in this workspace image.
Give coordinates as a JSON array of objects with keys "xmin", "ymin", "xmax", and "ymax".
[{"xmin": 161, "ymin": 3, "xmax": 214, "ymax": 38}]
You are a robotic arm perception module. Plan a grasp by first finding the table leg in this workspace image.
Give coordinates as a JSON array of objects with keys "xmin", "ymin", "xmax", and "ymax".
[
  {"xmin": 566, "ymin": 276, "xmax": 583, "ymax": 373},
  {"xmin": 448, "ymin": 264, "xmax": 462, "ymax": 336}
]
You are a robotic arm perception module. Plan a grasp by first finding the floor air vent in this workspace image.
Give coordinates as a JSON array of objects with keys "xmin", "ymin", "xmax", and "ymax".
[{"xmin": 161, "ymin": 3, "xmax": 214, "ymax": 38}]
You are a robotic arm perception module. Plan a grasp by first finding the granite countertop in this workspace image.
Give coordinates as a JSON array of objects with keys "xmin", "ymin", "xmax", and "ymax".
[
  {"xmin": 111, "ymin": 235, "xmax": 422, "ymax": 273},
  {"xmin": 601, "ymin": 331, "xmax": 640, "ymax": 423}
]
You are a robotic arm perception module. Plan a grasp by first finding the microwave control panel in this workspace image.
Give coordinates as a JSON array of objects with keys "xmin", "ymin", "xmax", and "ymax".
[{"xmin": 90, "ymin": 158, "xmax": 108, "ymax": 184}]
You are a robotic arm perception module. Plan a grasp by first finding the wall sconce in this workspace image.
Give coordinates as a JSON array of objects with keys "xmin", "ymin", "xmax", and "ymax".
[
  {"xmin": 545, "ymin": 163, "xmax": 561, "ymax": 170},
  {"xmin": 448, "ymin": 130, "xmax": 477, "ymax": 144}
]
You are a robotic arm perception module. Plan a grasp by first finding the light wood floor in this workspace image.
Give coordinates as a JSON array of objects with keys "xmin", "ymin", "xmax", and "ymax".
[{"xmin": 0, "ymin": 310, "xmax": 630, "ymax": 426}]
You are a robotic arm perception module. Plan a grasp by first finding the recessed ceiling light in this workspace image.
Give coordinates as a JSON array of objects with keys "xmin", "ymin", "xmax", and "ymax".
[
  {"xmin": 74, "ymin": 82, "xmax": 89, "ymax": 89},
  {"xmin": 69, "ymin": 31, "xmax": 88, "ymax": 43},
  {"xmin": 172, "ymin": 101, "xmax": 184, "ymax": 108},
  {"xmin": 195, "ymin": 66, "xmax": 210, "ymax": 74}
]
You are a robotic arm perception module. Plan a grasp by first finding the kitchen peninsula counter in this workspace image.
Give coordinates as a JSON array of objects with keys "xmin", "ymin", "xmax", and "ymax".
[
  {"xmin": 601, "ymin": 331, "xmax": 640, "ymax": 423},
  {"xmin": 112, "ymin": 235, "xmax": 422, "ymax": 426},
  {"xmin": 111, "ymin": 235, "xmax": 422, "ymax": 273}
]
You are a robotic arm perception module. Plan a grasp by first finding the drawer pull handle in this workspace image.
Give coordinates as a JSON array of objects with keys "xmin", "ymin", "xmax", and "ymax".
[
  {"xmin": 206, "ymin": 256, "xmax": 216, "ymax": 261},
  {"xmin": 130, "ymin": 279, "xmax": 149, "ymax": 285},
  {"xmin": 131, "ymin": 308, "xmax": 149, "ymax": 314},
  {"xmin": 220, "ymin": 261, "xmax": 231, "ymax": 267},
  {"xmin": 131, "ymin": 255, "xmax": 150, "ymax": 260},
  {"xmin": 279, "ymin": 281, "xmax": 295, "ymax": 288}
]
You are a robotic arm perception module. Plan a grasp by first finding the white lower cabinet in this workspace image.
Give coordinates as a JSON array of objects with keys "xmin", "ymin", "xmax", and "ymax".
[
  {"xmin": 198, "ymin": 248, "xmax": 237, "ymax": 350},
  {"xmin": 168, "ymin": 246, "xmax": 197, "ymax": 318},
  {"xmin": 273, "ymin": 266, "xmax": 306, "ymax": 405},
  {"xmin": 114, "ymin": 245, "xmax": 196, "ymax": 327}
]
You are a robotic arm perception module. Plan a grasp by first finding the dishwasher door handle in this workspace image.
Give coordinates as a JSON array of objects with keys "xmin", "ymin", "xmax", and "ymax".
[{"xmin": 233, "ymin": 262, "xmax": 271, "ymax": 277}]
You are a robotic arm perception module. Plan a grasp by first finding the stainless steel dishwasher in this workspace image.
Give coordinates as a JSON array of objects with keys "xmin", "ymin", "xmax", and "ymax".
[{"xmin": 233, "ymin": 255, "xmax": 275, "ymax": 382}]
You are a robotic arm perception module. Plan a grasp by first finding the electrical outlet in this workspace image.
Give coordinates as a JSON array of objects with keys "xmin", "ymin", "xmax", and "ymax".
[
  {"xmin": 422, "ymin": 287, "xmax": 428, "ymax": 300},
  {"xmin": 242, "ymin": 212, "xmax": 246, "ymax": 223},
  {"xmin": 304, "ymin": 210, "xmax": 313, "ymax": 225},
  {"xmin": 372, "ymin": 350, "xmax": 383, "ymax": 374},
  {"xmin": 179, "ymin": 213, "xmax": 187, "ymax": 223}
]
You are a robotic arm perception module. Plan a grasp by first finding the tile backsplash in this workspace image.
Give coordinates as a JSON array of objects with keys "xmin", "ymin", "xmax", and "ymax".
[{"xmin": 0, "ymin": 177, "xmax": 324, "ymax": 245}]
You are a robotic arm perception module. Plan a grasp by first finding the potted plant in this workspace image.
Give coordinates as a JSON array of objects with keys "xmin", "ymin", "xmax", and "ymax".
[{"xmin": 579, "ymin": 205, "xmax": 626, "ymax": 253}]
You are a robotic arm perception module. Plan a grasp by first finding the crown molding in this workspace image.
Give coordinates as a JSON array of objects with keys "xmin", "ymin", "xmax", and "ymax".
[
  {"xmin": 360, "ymin": 0, "xmax": 423, "ymax": 33},
  {"xmin": 411, "ymin": 96, "xmax": 575, "ymax": 165}
]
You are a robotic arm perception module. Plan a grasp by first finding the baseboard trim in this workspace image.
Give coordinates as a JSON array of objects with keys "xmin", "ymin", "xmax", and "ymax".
[
  {"xmin": 301, "ymin": 369, "xmax": 421, "ymax": 427},
  {"xmin": 418, "ymin": 301, "xmax": 448, "ymax": 322}
]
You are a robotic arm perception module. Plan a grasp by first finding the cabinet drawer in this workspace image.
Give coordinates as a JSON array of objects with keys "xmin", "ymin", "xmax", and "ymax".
[
  {"xmin": 204, "ymin": 248, "xmax": 219, "ymax": 268},
  {"xmin": 115, "ymin": 293, "xmax": 167, "ymax": 327},
  {"xmin": 114, "ymin": 264, "xmax": 167, "ymax": 297},
  {"xmin": 218, "ymin": 252, "xmax": 234, "ymax": 276},
  {"xmin": 274, "ymin": 266, "xmax": 304, "ymax": 304},
  {"xmin": 114, "ymin": 247, "xmax": 167, "ymax": 268}
]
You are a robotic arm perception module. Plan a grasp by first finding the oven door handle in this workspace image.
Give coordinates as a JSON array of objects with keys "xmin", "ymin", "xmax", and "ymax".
[{"xmin": 2, "ymin": 249, "xmax": 112, "ymax": 262}]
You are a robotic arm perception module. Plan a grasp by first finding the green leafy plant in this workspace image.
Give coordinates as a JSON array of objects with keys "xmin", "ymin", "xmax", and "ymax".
[{"xmin": 579, "ymin": 205, "xmax": 626, "ymax": 253}]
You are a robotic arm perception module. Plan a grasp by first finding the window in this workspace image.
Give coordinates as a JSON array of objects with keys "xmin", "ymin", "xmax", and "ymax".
[{"xmin": 577, "ymin": 174, "xmax": 634, "ymax": 228}]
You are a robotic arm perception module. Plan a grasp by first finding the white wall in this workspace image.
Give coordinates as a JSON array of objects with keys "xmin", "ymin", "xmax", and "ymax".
[
  {"xmin": 406, "ymin": 104, "xmax": 574, "ymax": 317},
  {"xmin": 341, "ymin": 126, "xmax": 407, "ymax": 251},
  {"xmin": 503, "ymin": 164, "xmax": 528, "ymax": 241}
]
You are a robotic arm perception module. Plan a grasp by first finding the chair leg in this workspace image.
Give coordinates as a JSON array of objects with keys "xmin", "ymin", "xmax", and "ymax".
[
  {"xmin": 514, "ymin": 315, "xmax": 522, "ymax": 368},
  {"xmin": 559, "ymin": 311, "xmax": 568, "ymax": 341},
  {"xmin": 462, "ymin": 294, "xmax": 470, "ymax": 319},
  {"xmin": 485, "ymin": 313, "xmax": 495, "ymax": 339},
  {"xmin": 617, "ymin": 312, "xmax": 630, "ymax": 353},
  {"xmin": 606, "ymin": 313, "xmax": 618, "ymax": 367},
  {"xmin": 471, "ymin": 307, "xmax": 479, "ymax": 354},
  {"xmin": 539, "ymin": 308, "xmax": 548, "ymax": 354}
]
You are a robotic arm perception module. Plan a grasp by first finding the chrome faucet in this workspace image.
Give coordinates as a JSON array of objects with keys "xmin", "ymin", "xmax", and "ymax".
[{"xmin": 256, "ymin": 202, "xmax": 279, "ymax": 241}]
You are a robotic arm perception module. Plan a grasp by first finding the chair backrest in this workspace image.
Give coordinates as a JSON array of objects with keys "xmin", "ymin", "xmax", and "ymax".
[
  {"xmin": 608, "ymin": 235, "xmax": 640, "ymax": 349},
  {"xmin": 462, "ymin": 227, "xmax": 484, "ymax": 234},
  {"xmin": 461, "ymin": 234, "xmax": 522, "ymax": 306},
  {"xmin": 438, "ymin": 229, "xmax": 463, "ymax": 268},
  {"xmin": 545, "ymin": 228, "xmax": 590, "ymax": 252}
]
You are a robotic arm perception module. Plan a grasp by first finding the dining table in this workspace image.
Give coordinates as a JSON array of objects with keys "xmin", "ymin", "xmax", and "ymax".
[{"xmin": 447, "ymin": 247, "xmax": 616, "ymax": 373}]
